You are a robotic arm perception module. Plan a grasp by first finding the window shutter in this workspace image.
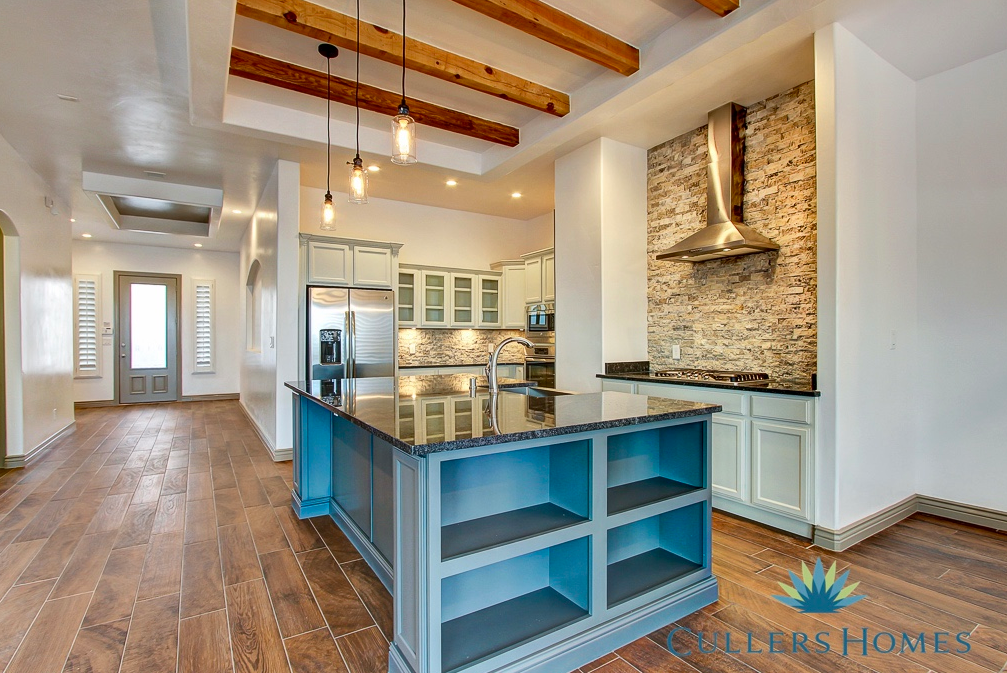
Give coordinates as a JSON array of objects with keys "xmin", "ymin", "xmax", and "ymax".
[
  {"xmin": 194, "ymin": 280, "xmax": 214, "ymax": 372},
  {"xmin": 74, "ymin": 275, "xmax": 101, "ymax": 377}
]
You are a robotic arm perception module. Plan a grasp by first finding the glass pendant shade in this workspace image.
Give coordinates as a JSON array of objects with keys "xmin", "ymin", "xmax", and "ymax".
[
  {"xmin": 320, "ymin": 191, "xmax": 336, "ymax": 230},
  {"xmin": 348, "ymin": 158, "xmax": 368, "ymax": 204},
  {"xmin": 391, "ymin": 110, "xmax": 417, "ymax": 165}
]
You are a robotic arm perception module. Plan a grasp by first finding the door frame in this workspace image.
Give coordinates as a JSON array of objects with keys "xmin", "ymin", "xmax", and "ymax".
[{"xmin": 113, "ymin": 271, "xmax": 183, "ymax": 405}]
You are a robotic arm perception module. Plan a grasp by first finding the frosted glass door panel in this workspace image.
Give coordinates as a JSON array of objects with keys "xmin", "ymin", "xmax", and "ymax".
[{"xmin": 130, "ymin": 284, "xmax": 168, "ymax": 369}]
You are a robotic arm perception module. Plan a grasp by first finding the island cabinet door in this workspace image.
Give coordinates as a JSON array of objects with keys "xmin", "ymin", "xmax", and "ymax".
[
  {"xmin": 332, "ymin": 417, "xmax": 373, "ymax": 534},
  {"xmin": 750, "ymin": 420, "xmax": 810, "ymax": 519},
  {"xmin": 711, "ymin": 416, "xmax": 748, "ymax": 503},
  {"xmin": 372, "ymin": 438, "xmax": 395, "ymax": 564}
]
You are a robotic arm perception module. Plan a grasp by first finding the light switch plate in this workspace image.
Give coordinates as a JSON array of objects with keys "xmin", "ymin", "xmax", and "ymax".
[{"xmin": 672, "ymin": 345, "xmax": 681, "ymax": 360}]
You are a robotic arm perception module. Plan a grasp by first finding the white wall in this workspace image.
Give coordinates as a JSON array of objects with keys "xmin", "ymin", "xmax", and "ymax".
[
  {"xmin": 815, "ymin": 24, "xmax": 920, "ymax": 531},
  {"xmin": 0, "ymin": 133, "xmax": 73, "ymax": 465},
  {"xmin": 555, "ymin": 138, "xmax": 648, "ymax": 393},
  {"xmin": 240, "ymin": 160, "xmax": 300, "ymax": 458},
  {"xmin": 71, "ymin": 241, "xmax": 241, "ymax": 402},
  {"xmin": 915, "ymin": 49, "xmax": 1007, "ymax": 513},
  {"xmin": 299, "ymin": 187, "xmax": 554, "ymax": 269}
]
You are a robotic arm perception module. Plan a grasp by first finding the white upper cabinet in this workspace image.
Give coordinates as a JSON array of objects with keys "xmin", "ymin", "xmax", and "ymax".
[
  {"xmin": 479, "ymin": 275, "xmax": 502, "ymax": 328},
  {"xmin": 397, "ymin": 269, "xmax": 418, "ymax": 327},
  {"xmin": 353, "ymin": 246, "xmax": 394, "ymax": 288},
  {"xmin": 307, "ymin": 241, "xmax": 351, "ymax": 285},
  {"xmin": 450, "ymin": 273, "xmax": 476, "ymax": 327},
  {"xmin": 521, "ymin": 248, "xmax": 554, "ymax": 304},
  {"xmin": 492, "ymin": 261, "xmax": 526, "ymax": 329},
  {"xmin": 420, "ymin": 270, "xmax": 449, "ymax": 328},
  {"xmin": 301, "ymin": 235, "xmax": 402, "ymax": 289},
  {"xmin": 543, "ymin": 252, "xmax": 555, "ymax": 301},
  {"xmin": 524, "ymin": 256, "xmax": 543, "ymax": 304}
]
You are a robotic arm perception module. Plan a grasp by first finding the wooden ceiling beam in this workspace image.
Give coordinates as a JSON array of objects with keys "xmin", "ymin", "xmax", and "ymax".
[
  {"xmin": 693, "ymin": 0, "xmax": 740, "ymax": 17},
  {"xmin": 443, "ymin": 0, "xmax": 639, "ymax": 76},
  {"xmin": 235, "ymin": 0, "xmax": 569, "ymax": 116},
  {"xmin": 229, "ymin": 48, "xmax": 520, "ymax": 147}
]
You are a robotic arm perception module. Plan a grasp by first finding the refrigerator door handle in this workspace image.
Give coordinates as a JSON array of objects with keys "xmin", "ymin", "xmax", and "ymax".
[{"xmin": 346, "ymin": 310, "xmax": 356, "ymax": 378}]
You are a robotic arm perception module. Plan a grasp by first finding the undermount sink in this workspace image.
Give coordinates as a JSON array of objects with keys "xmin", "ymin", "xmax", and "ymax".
[{"xmin": 500, "ymin": 386, "xmax": 572, "ymax": 398}]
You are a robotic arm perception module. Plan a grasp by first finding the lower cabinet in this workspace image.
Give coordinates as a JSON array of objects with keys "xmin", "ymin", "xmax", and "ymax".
[{"xmin": 604, "ymin": 379, "xmax": 816, "ymax": 534}]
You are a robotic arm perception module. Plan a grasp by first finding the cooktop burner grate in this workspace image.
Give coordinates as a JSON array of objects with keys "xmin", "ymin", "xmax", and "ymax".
[{"xmin": 653, "ymin": 369, "xmax": 770, "ymax": 383}]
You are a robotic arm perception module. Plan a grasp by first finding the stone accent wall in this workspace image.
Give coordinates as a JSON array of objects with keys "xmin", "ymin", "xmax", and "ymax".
[
  {"xmin": 647, "ymin": 81, "xmax": 817, "ymax": 382},
  {"xmin": 398, "ymin": 328, "xmax": 527, "ymax": 367}
]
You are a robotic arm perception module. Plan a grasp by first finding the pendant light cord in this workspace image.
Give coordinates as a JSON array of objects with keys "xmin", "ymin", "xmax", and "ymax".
[
  {"xmin": 326, "ymin": 54, "xmax": 331, "ymax": 191},
  {"xmin": 400, "ymin": 0, "xmax": 407, "ymax": 108},
  {"xmin": 355, "ymin": 0, "xmax": 360, "ymax": 157}
]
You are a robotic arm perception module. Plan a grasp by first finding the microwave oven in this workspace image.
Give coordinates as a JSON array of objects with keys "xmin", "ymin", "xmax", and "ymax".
[{"xmin": 526, "ymin": 303, "xmax": 555, "ymax": 333}]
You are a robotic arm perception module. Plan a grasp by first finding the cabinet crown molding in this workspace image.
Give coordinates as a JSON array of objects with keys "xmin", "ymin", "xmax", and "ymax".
[{"xmin": 299, "ymin": 233, "xmax": 405, "ymax": 251}]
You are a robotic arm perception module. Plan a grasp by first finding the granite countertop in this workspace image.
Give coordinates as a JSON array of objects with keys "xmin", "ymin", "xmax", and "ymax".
[
  {"xmin": 399, "ymin": 362, "xmax": 524, "ymax": 369},
  {"xmin": 286, "ymin": 374, "xmax": 721, "ymax": 456},
  {"xmin": 597, "ymin": 372, "xmax": 820, "ymax": 397}
]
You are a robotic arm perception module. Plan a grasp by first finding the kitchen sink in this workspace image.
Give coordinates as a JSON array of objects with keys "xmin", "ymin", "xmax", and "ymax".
[{"xmin": 500, "ymin": 386, "xmax": 572, "ymax": 398}]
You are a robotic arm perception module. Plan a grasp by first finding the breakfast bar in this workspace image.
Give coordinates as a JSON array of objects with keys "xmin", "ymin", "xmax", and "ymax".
[{"xmin": 287, "ymin": 375, "xmax": 721, "ymax": 673}]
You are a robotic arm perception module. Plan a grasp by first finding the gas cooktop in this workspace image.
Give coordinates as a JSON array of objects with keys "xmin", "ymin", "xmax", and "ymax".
[{"xmin": 652, "ymin": 368, "xmax": 771, "ymax": 383}]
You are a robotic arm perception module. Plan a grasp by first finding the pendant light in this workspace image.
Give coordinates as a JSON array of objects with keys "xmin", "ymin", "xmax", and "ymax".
[
  {"xmin": 391, "ymin": 0, "xmax": 417, "ymax": 165},
  {"xmin": 318, "ymin": 42, "xmax": 339, "ymax": 229},
  {"xmin": 348, "ymin": 0, "xmax": 368, "ymax": 203}
]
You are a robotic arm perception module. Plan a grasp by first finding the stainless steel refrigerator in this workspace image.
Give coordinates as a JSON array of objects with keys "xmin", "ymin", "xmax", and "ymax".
[{"xmin": 306, "ymin": 286, "xmax": 395, "ymax": 380}]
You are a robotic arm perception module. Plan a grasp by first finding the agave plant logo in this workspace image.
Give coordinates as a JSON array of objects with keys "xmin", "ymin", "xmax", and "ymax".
[{"xmin": 774, "ymin": 558, "xmax": 866, "ymax": 613}]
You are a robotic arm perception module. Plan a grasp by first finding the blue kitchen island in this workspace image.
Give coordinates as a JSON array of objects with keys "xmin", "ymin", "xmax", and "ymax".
[{"xmin": 286, "ymin": 375, "xmax": 721, "ymax": 673}]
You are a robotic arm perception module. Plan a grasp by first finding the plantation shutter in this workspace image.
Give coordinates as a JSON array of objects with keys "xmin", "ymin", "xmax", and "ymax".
[
  {"xmin": 194, "ymin": 280, "xmax": 214, "ymax": 372},
  {"xmin": 74, "ymin": 274, "xmax": 101, "ymax": 377}
]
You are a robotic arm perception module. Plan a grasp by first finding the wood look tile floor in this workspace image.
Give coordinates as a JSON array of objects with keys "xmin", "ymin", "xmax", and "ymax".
[{"xmin": 0, "ymin": 401, "xmax": 1004, "ymax": 673}]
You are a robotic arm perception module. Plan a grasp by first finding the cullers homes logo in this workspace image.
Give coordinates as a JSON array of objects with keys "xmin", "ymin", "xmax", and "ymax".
[{"xmin": 667, "ymin": 559, "xmax": 972, "ymax": 658}]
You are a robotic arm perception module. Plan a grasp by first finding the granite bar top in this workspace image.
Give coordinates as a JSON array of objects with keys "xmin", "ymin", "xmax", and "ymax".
[
  {"xmin": 597, "ymin": 373, "xmax": 820, "ymax": 397},
  {"xmin": 286, "ymin": 374, "xmax": 721, "ymax": 456}
]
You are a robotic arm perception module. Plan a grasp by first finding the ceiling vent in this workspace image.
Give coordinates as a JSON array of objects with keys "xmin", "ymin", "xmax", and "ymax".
[{"xmin": 82, "ymin": 172, "xmax": 224, "ymax": 237}]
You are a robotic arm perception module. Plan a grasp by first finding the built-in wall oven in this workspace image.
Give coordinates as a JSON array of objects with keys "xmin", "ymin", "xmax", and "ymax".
[{"xmin": 525, "ymin": 342, "xmax": 555, "ymax": 388}]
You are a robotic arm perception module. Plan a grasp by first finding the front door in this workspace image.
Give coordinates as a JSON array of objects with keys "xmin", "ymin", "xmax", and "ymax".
[{"xmin": 117, "ymin": 274, "xmax": 179, "ymax": 404}]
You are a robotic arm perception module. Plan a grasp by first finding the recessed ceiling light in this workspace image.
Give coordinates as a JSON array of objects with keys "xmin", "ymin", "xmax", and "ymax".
[
  {"xmin": 56, "ymin": 94, "xmax": 79, "ymax": 102},
  {"xmin": 231, "ymin": 209, "xmax": 242, "ymax": 214},
  {"xmin": 511, "ymin": 192, "xmax": 522, "ymax": 198},
  {"xmin": 194, "ymin": 243, "xmax": 203, "ymax": 248},
  {"xmin": 367, "ymin": 165, "xmax": 380, "ymax": 172},
  {"xmin": 446, "ymin": 179, "xmax": 458, "ymax": 187},
  {"xmin": 81, "ymin": 233, "xmax": 92, "ymax": 238},
  {"xmin": 70, "ymin": 218, "xmax": 76, "ymax": 223}
]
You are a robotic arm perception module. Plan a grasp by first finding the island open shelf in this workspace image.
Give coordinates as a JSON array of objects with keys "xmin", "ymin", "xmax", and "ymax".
[
  {"xmin": 440, "ymin": 537, "xmax": 590, "ymax": 672},
  {"xmin": 607, "ymin": 502, "xmax": 707, "ymax": 607},
  {"xmin": 607, "ymin": 422, "xmax": 706, "ymax": 515},
  {"xmin": 439, "ymin": 440, "xmax": 591, "ymax": 560}
]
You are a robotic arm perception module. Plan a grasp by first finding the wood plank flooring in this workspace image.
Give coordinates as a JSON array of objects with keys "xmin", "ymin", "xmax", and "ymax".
[{"xmin": 0, "ymin": 400, "xmax": 1004, "ymax": 673}]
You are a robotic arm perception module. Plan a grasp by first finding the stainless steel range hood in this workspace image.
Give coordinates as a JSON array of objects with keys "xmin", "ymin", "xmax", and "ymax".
[{"xmin": 657, "ymin": 103, "xmax": 779, "ymax": 263}]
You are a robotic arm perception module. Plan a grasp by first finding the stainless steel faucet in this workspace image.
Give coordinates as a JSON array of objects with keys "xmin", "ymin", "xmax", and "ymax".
[{"xmin": 485, "ymin": 337, "xmax": 534, "ymax": 394}]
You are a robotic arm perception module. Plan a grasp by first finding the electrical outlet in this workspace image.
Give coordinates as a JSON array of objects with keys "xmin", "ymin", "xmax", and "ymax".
[
  {"xmin": 889, "ymin": 329, "xmax": 897, "ymax": 350},
  {"xmin": 269, "ymin": 336, "xmax": 275, "ymax": 348},
  {"xmin": 409, "ymin": 344, "xmax": 416, "ymax": 354},
  {"xmin": 672, "ymin": 344, "xmax": 681, "ymax": 360}
]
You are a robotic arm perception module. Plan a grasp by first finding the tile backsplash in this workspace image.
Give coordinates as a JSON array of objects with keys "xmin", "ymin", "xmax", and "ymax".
[
  {"xmin": 647, "ymin": 81, "xmax": 817, "ymax": 382},
  {"xmin": 398, "ymin": 328, "xmax": 528, "ymax": 367}
]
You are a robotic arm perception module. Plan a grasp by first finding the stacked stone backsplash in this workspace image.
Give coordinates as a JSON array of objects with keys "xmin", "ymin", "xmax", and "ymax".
[
  {"xmin": 647, "ymin": 81, "xmax": 817, "ymax": 382},
  {"xmin": 398, "ymin": 329, "xmax": 527, "ymax": 367}
]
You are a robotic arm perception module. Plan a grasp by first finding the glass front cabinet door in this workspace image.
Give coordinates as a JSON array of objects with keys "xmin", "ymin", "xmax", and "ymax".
[
  {"xmin": 397, "ymin": 270, "xmax": 418, "ymax": 326},
  {"xmin": 421, "ymin": 270, "xmax": 449, "ymax": 327},
  {"xmin": 450, "ymin": 273, "xmax": 476, "ymax": 327},
  {"xmin": 479, "ymin": 275, "xmax": 501, "ymax": 328}
]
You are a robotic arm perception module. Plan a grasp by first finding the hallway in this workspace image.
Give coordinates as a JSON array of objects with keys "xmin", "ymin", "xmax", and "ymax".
[{"xmin": 0, "ymin": 401, "xmax": 1006, "ymax": 673}]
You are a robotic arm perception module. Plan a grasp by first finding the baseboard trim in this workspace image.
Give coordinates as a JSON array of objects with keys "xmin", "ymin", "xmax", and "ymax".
[
  {"xmin": 714, "ymin": 496, "xmax": 814, "ymax": 539},
  {"xmin": 180, "ymin": 393, "xmax": 240, "ymax": 402},
  {"xmin": 237, "ymin": 400, "xmax": 292, "ymax": 462},
  {"xmin": 3, "ymin": 421, "xmax": 77, "ymax": 468},
  {"xmin": 917, "ymin": 495, "xmax": 1007, "ymax": 532},
  {"xmin": 813, "ymin": 494, "xmax": 1007, "ymax": 551}
]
